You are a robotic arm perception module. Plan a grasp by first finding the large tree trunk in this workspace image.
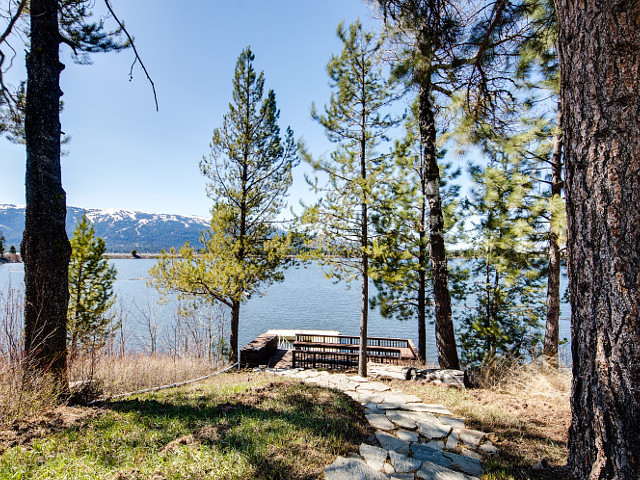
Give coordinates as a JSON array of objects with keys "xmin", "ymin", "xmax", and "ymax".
[
  {"xmin": 417, "ymin": 43, "xmax": 459, "ymax": 370},
  {"xmin": 22, "ymin": 0, "xmax": 70, "ymax": 393},
  {"xmin": 556, "ymin": 2, "xmax": 640, "ymax": 478},
  {"xmin": 543, "ymin": 106, "xmax": 563, "ymax": 368},
  {"xmin": 229, "ymin": 300, "xmax": 240, "ymax": 364},
  {"xmin": 417, "ymin": 172, "xmax": 428, "ymax": 364}
]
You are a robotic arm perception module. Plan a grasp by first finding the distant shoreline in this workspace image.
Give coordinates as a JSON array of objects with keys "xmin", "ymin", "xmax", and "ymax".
[{"xmin": 105, "ymin": 253, "xmax": 161, "ymax": 259}]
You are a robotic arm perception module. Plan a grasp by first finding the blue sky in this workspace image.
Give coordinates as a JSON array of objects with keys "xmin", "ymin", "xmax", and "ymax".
[{"xmin": 1, "ymin": 0, "xmax": 382, "ymax": 218}]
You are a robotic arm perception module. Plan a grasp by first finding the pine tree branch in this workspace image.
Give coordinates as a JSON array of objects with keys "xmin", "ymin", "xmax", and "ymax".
[{"xmin": 103, "ymin": 0, "xmax": 158, "ymax": 111}]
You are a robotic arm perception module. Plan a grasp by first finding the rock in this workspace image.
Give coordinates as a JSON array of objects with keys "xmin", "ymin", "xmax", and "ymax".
[
  {"xmin": 460, "ymin": 448, "xmax": 483, "ymax": 461},
  {"xmin": 366, "ymin": 414, "xmax": 396, "ymax": 431},
  {"xmin": 390, "ymin": 474, "xmax": 415, "ymax": 480},
  {"xmin": 411, "ymin": 444, "xmax": 453, "ymax": 469},
  {"xmin": 443, "ymin": 451, "xmax": 483, "ymax": 477},
  {"xmin": 324, "ymin": 457, "xmax": 388, "ymax": 480},
  {"xmin": 375, "ymin": 431, "xmax": 411, "ymax": 456},
  {"xmin": 417, "ymin": 461, "xmax": 479, "ymax": 480},
  {"xmin": 457, "ymin": 429, "xmax": 485, "ymax": 448},
  {"xmin": 383, "ymin": 462, "xmax": 396, "ymax": 474},
  {"xmin": 401, "ymin": 403, "xmax": 453, "ymax": 416},
  {"xmin": 386, "ymin": 411, "xmax": 418, "ymax": 430},
  {"xmin": 438, "ymin": 416, "xmax": 466, "ymax": 430},
  {"xmin": 445, "ymin": 430, "xmax": 461, "ymax": 450},
  {"xmin": 532, "ymin": 459, "xmax": 550, "ymax": 470},
  {"xmin": 424, "ymin": 440, "xmax": 445, "ymax": 451},
  {"xmin": 348, "ymin": 375, "xmax": 369, "ymax": 383},
  {"xmin": 360, "ymin": 443, "xmax": 388, "ymax": 471},
  {"xmin": 478, "ymin": 441, "xmax": 498, "ymax": 456},
  {"xmin": 399, "ymin": 393, "xmax": 423, "ymax": 403},
  {"xmin": 418, "ymin": 419, "xmax": 452, "ymax": 439},
  {"xmin": 389, "ymin": 451, "xmax": 423, "ymax": 472},
  {"xmin": 359, "ymin": 381, "xmax": 391, "ymax": 392},
  {"xmin": 396, "ymin": 429, "xmax": 419, "ymax": 443}
]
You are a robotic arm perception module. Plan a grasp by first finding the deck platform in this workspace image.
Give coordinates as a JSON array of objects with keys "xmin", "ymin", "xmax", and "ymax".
[{"xmin": 240, "ymin": 331, "xmax": 418, "ymax": 370}]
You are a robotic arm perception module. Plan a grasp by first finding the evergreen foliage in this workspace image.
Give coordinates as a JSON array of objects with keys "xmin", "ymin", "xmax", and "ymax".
[
  {"xmin": 458, "ymin": 125, "xmax": 548, "ymax": 366},
  {"xmin": 371, "ymin": 103, "xmax": 466, "ymax": 362},
  {"xmin": 67, "ymin": 213, "xmax": 117, "ymax": 360},
  {"xmin": 301, "ymin": 21, "xmax": 401, "ymax": 377},
  {"xmin": 151, "ymin": 47, "xmax": 298, "ymax": 363},
  {"xmin": 0, "ymin": 231, "xmax": 5, "ymax": 256}
]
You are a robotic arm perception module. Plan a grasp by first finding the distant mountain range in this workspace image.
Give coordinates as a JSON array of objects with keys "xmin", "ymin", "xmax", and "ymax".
[{"xmin": 0, "ymin": 204, "xmax": 210, "ymax": 253}]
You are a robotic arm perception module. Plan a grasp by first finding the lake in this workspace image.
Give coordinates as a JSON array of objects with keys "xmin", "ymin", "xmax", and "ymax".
[{"xmin": 0, "ymin": 259, "xmax": 571, "ymax": 364}]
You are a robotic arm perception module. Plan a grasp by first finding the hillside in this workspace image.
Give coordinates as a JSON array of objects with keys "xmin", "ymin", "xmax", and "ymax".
[{"xmin": 0, "ymin": 204, "xmax": 210, "ymax": 253}]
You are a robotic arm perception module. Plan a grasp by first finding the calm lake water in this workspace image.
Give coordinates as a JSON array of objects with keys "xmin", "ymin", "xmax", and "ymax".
[{"xmin": 0, "ymin": 259, "xmax": 571, "ymax": 364}]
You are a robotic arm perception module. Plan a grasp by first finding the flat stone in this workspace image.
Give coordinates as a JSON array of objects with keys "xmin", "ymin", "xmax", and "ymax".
[
  {"xmin": 324, "ymin": 457, "xmax": 389, "ymax": 480},
  {"xmin": 399, "ymin": 393, "xmax": 423, "ymax": 403},
  {"xmin": 418, "ymin": 420, "xmax": 452, "ymax": 440},
  {"xmin": 390, "ymin": 451, "xmax": 423, "ymax": 472},
  {"xmin": 386, "ymin": 411, "xmax": 418, "ymax": 430},
  {"xmin": 444, "ymin": 451, "xmax": 483, "ymax": 477},
  {"xmin": 401, "ymin": 403, "xmax": 453, "ymax": 415},
  {"xmin": 445, "ymin": 430, "xmax": 461, "ymax": 450},
  {"xmin": 438, "ymin": 417, "xmax": 466, "ymax": 430},
  {"xmin": 375, "ymin": 431, "xmax": 411, "ymax": 456},
  {"xmin": 457, "ymin": 429, "xmax": 485, "ymax": 448},
  {"xmin": 347, "ymin": 452, "xmax": 363, "ymax": 460},
  {"xmin": 411, "ymin": 444, "xmax": 453, "ymax": 469},
  {"xmin": 344, "ymin": 390, "xmax": 360, "ymax": 400},
  {"xmin": 376, "ymin": 402, "xmax": 401, "ymax": 410},
  {"xmin": 390, "ymin": 474, "xmax": 415, "ymax": 480},
  {"xmin": 348, "ymin": 375, "xmax": 369, "ymax": 382},
  {"xmin": 460, "ymin": 448, "xmax": 483, "ymax": 461},
  {"xmin": 365, "ymin": 406, "xmax": 384, "ymax": 415},
  {"xmin": 360, "ymin": 443, "xmax": 388, "ymax": 471},
  {"xmin": 358, "ymin": 393, "xmax": 386, "ymax": 404},
  {"xmin": 383, "ymin": 462, "xmax": 396, "ymax": 474},
  {"xmin": 366, "ymin": 414, "xmax": 396, "ymax": 431},
  {"xmin": 361, "ymin": 381, "xmax": 391, "ymax": 392},
  {"xmin": 396, "ymin": 429, "xmax": 419, "ymax": 443},
  {"xmin": 379, "ymin": 393, "xmax": 411, "ymax": 408},
  {"xmin": 424, "ymin": 440, "xmax": 445, "ymax": 451},
  {"xmin": 478, "ymin": 441, "xmax": 498, "ymax": 456},
  {"xmin": 417, "ymin": 461, "xmax": 478, "ymax": 480}
]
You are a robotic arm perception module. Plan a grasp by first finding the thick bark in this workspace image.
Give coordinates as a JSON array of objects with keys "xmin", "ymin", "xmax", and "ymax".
[
  {"xmin": 22, "ymin": 0, "xmax": 70, "ymax": 392},
  {"xmin": 556, "ymin": 2, "xmax": 640, "ymax": 478},
  {"xmin": 358, "ymin": 94, "xmax": 369, "ymax": 377},
  {"xmin": 417, "ymin": 50, "xmax": 459, "ymax": 371},
  {"xmin": 229, "ymin": 300, "xmax": 240, "ymax": 363},
  {"xmin": 543, "ymin": 106, "xmax": 563, "ymax": 368}
]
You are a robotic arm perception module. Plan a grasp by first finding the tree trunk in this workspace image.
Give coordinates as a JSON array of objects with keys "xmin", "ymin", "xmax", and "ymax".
[
  {"xmin": 556, "ymin": 2, "xmax": 640, "ymax": 478},
  {"xmin": 229, "ymin": 300, "xmax": 240, "ymax": 364},
  {"xmin": 417, "ymin": 177, "xmax": 428, "ymax": 364},
  {"xmin": 543, "ymin": 105, "xmax": 563, "ymax": 368},
  {"xmin": 22, "ymin": 0, "xmax": 70, "ymax": 393},
  {"xmin": 417, "ymin": 44, "xmax": 459, "ymax": 370}
]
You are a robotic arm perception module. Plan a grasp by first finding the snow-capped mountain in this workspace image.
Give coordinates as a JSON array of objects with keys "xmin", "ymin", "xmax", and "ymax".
[{"xmin": 0, "ymin": 204, "xmax": 210, "ymax": 253}]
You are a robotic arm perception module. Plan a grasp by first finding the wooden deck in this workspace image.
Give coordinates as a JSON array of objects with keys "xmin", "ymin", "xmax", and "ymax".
[{"xmin": 240, "ymin": 331, "xmax": 418, "ymax": 370}]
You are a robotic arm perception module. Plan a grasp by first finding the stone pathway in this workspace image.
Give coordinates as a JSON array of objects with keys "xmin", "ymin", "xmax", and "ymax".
[{"xmin": 263, "ymin": 367, "xmax": 498, "ymax": 480}]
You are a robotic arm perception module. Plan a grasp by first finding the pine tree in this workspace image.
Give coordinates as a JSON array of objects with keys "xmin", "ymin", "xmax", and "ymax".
[
  {"xmin": 67, "ymin": 213, "xmax": 117, "ymax": 361},
  {"xmin": 151, "ymin": 48, "xmax": 298, "ymax": 364},
  {"xmin": 371, "ymin": 103, "xmax": 466, "ymax": 363},
  {"xmin": 458, "ymin": 121, "xmax": 548, "ymax": 366},
  {"xmin": 373, "ymin": 0, "xmax": 470, "ymax": 370},
  {"xmin": 0, "ymin": 231, "xmax": 5, "ymax": 256},
  {"xmin": 301, "ymin": 21, "xmax": 400, "ymax": 377}
]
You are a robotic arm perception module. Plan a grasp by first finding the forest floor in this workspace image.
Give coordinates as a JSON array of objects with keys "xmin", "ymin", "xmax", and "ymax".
[{"xmin": 0, "ymin": 367, "xmax": 571, "ymax": 480}]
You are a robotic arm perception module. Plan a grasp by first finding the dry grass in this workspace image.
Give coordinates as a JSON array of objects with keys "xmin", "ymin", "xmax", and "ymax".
[
  {"xmin": 69, "ymin": 353, "xmax": 225, "ymax": 396},
  {"xmin": 387, "ymin": 363, "xmax": 572, "ymax": 480}
]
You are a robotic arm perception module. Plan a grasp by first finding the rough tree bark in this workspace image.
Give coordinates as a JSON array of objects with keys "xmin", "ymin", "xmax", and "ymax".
[
  {"xmin": 229, "ymin": 300, "xmax": 239, "ymax": 363},
  {"xmin": 418, "ymin": 37, "xmax": 460, "ymax": 370},
  {"xmin": 556, "ymin": 1, "xmax": 640, "ymax": 478},
  {"xmin": 543, "ymin": 106, "xmax": 563, "ymax": 368},
  {"xmin": 22, "ymin": 0, "xmax": 71, "ymax": 392}
]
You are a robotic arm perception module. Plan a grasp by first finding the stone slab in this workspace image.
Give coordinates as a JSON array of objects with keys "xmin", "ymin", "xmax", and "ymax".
[
  {"xmin": 389, "ymin": 451, "xmax": 422, "ymax": 472},
  {"xmin": 417, "ymin": 460, "xmax": 479, "ymax": 480},
  {"xmin": 360, "ymin": 443, "xmax": 388, "ymax": 471},
  {"xmin": 375, "ymin": 431, "xmax": 411, "ymax": 456},
  {"xmin": 366, "ymin": 413, "xmax": 396, "ymax": 431},
  {"xmin": 411, "ymin": 444, "xmax": 453, "ymax": 469},
  {"xmin": 386, "ymin": 411, "xmax": 418, "ymax": 430},
  {"xmin": 401, "ymin": 403, "xmax": 453, "ymax": 415},
  {"xmin": 457, "ymin": 428, "xmax": 485, "ymax": 448},
  {"xmin": 396, "ymin": 429, "xmax": 419, "ymax": 443},
  {"xmin": 438, "ymin": 416, "xmax": 466, "ymax": 430},
  {"xmin": 324, "ymin": 457, "xmax": 389, "ymax": 480},
  {"xmin": 444, "ymin": 451, "xmax": 483, "ymax": 478},
  {"xmin": 418, "ymin": 420, "xmax": 452, "ymax": 440}
]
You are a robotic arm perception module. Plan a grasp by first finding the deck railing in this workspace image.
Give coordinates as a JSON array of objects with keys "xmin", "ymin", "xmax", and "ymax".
[{"xmin": 295, "ymin": 334, "xmax": 412, "ymax": 349}]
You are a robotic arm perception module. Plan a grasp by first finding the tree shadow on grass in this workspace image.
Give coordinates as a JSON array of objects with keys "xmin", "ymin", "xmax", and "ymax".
[{"xmin": 102, "ymin": 382, "xmax": 370, "ymax": 480}]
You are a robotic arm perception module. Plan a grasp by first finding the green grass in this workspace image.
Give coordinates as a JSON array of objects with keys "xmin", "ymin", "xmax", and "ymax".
[{"xmin": 0, "ymin": 374, "xmax": 370, "ymax": 480}]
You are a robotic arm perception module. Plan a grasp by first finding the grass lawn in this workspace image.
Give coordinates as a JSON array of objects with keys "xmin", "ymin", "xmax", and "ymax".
[{"xmin": 0, "ymin": 373, "xmax": 371, "ymax": 480}]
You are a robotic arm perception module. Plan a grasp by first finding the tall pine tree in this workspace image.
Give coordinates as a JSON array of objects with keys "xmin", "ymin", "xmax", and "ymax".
[
  {"xmin": 302, "ymin": 21, "xmax": 400, "ymax": 377},
  {"xmin": 67, "ymin": 213, "xmax": 117, "ymax": 361},
  {"xmin": 151, "ymin": 48, "xmax": 298, "ymax": 364}
]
